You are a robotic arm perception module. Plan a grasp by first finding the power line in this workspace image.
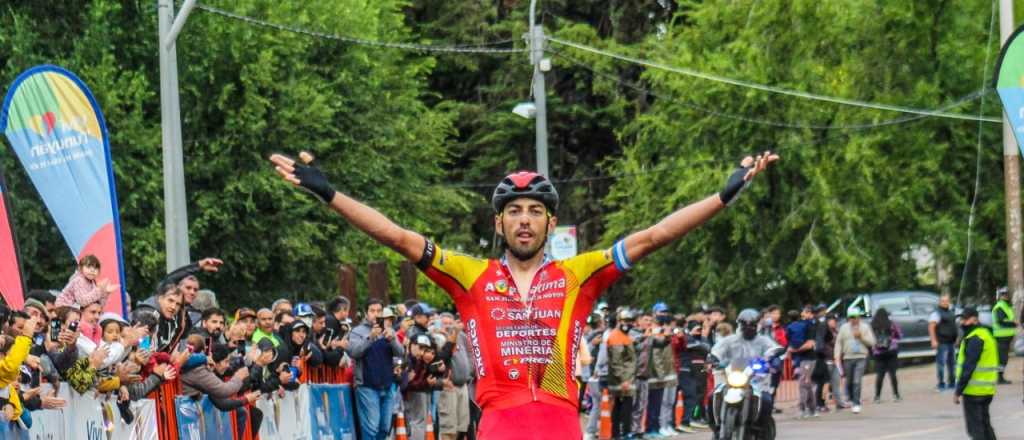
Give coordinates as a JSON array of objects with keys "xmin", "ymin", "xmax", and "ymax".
[
  {"xmin": 959, "ymin": 0, "xmax": 999, "ymax": 304},
  {"xmin": 195, "ymin": 4, "xmax": 526, "ymax": 54},
  {"xmin": 551, "ymin": 51, "xmax": 990, "ymax": 131},
  {"xmin": 547, "ymin": 36, "xmax": 1002, "ymax": 123}
]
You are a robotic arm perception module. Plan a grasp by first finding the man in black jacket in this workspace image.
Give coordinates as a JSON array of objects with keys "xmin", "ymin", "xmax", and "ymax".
[
  {"xmin": 312, "ymin": 305, "xmax": 347, "ymax": 367},
  {"xmin": 136, "ymin": 284, "xmax": 188, "ymax": 353},
  {"xmin": 158, "ymin": 257, "xmax": 223, "ymax": 329}
]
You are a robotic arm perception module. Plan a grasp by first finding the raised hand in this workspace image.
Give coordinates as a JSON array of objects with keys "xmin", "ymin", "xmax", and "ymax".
[
  {"xmin": 198, "ymin": 258, "xmax": 224, "ymax": 272},
  {"xmin": 719, "ymin": 150, "xmax": 781, "ymax": 205},
  {"xmin": 269, "ymin": 151, "xmax": 337, "ymax": 203},
  {"xmin": 89, "ymin": 346, "xmax": 110, "ymax": 369},
  {"xmin": 21, "ymin": 316, "xmax": 40, "ymax": 337}
]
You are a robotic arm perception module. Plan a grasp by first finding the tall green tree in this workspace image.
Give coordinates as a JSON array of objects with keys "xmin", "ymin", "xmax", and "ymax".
[
  {"xmin": 0, "ymin": 0, "xmax": 471, "ymax": 308},
  {"xmin": 601, "ymin": 0, "xmax": 1007, "ymax": 310}
]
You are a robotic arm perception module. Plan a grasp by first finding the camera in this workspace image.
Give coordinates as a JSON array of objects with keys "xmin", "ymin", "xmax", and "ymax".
[{"xmin": 427, "ymin": 360, "xmax": 446, "ymax": 376}]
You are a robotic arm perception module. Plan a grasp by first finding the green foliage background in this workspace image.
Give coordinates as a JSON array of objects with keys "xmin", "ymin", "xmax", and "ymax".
[{"xmin": 0, "ymin": 0, "xmax": 1014, "ymax": 312}]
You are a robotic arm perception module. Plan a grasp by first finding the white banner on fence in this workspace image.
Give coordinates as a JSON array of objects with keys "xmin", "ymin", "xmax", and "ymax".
[
  {"xmin": 26, "ymin": 384, "xmax": 157, "ymax": 440},
  {"xmin": 257, "ymin": 384, "xmax": 312, "ymax": 440}
]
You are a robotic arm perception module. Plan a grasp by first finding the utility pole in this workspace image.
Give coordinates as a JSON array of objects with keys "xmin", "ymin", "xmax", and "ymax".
[
  {"xmin": 528, "ymin": 0, "xmax": 549, "ymax": 177},
  {"xmin": 158, "ymin": 0, "xmax": 196, "ymax": 271},
  {"xmin": 1000, "ymin": 0, "xmax": 1024, "ymax": 314}
]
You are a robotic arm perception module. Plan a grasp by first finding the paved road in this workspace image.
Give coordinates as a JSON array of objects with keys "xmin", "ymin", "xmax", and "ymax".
[{"xmin": 592, "ymin": 357, "xmax": 1024, "ymax": 439}]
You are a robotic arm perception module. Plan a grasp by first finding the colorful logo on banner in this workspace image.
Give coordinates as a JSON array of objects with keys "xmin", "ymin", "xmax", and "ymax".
[
  {"xmin": 0, "ymin": 65, "xmax": 127, "ymax": 315},
  {"xmin": 0, "ymin": 171, "xmax": 25, "ymax": 309},
  {"xmin": 995, "ymin": 24, "xmax": 1024, "ymax": 153}
]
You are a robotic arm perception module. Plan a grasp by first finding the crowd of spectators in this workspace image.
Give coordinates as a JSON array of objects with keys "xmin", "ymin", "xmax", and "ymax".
[{"xmin": 0, "ymin": 254, "xmax": 482, "ymax": 440}]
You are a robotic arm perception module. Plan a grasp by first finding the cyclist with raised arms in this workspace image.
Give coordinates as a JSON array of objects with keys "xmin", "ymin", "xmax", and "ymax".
[{"xmin": 269, "ymin": 151, "xmax": 778, "ymax": 439}]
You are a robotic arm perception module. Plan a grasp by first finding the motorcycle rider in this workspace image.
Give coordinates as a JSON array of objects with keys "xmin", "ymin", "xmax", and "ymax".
[{"xmin": 708, "ymin": 309, "xmax": 783, "ymax": 434}]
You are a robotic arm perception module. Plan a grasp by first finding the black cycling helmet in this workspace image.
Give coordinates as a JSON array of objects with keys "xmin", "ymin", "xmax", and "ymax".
[{"xmin": 491, "ymin": 171, "xmax": 559, "ymax": 214}]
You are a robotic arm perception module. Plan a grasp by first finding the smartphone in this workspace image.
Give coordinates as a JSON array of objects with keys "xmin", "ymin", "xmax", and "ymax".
[
  {"xmin": 67, "ymin": 320, "xmax": 79, "ymax": 333},
  {"xmin": 49, "ymin": 319, "xmax": 61, "ymax": 342},
  {"xmin": 139, "ymin": 335, "xmax": 152, "ymax": 351},
  {"xmin": 322, "ymin": 328, "xmax": 335, "ymax": 345}
]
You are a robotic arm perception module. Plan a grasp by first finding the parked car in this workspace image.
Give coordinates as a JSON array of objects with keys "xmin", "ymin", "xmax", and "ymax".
[{"xmin": 826, "ymin": 291, "xmax": 941, "ymax": 358}]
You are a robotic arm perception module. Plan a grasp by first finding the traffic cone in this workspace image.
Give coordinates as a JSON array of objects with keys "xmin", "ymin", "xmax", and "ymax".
[
  {"xmin": 394, "ymin": 409, "xmax": 409, "ymax": 440},
  {"xmin": 674, "ymin": 390, "xmax": 684, "ymax": 427},
  {"xmin": 425, "ymin": 409, "xmax": 436, "ymax": 440},
  {"xmin": 599, "ymin": 389, "xmax": 613, "ymax": 440}
]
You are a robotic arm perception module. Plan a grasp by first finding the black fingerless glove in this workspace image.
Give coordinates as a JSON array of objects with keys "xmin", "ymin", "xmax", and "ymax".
[
  {"xmin": 294, "ymin": 162, "xmax": 337, "ymax": 203},
  {"xmin": 718, "ymin": 165, "xmax": 750, "ymax": 206}
]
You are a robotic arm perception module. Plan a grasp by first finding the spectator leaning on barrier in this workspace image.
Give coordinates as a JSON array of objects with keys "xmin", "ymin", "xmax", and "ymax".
[
  {"xmin": 207, "ymin": 343, "xmax": 263, "ymax": 436},
  {"xmin": 245, "ymin": 338, "xmax": 295, "ymax": 395},
  {"xmin": 180, "ymin": 335, "xmax": 248, "ymax": 401},
  {"xmin": 160, "ymin": 257, "xmax": 223, "ymax": 328},
  {"xmin": 234, "ymin": 307, "xmax": 258, "ymax": 340},
  {"xmin": 279, "ymin": 318, "xmax": 323, "ymax": 370},
  {"xmin": 349, "ymin": 299, "xmax": 404, "ymax": 440},
  {"xmin": 273, "ymin": 311, "xmax": 294, "ymax": 333},
  {"xmin": 406, "ymin": 303, "xmax": 431, "ymax": 345},
  {"xmin": 311, "ymin": 305, "xmax": 347, "ymax": 368},
  {"xmin": 137, "ymin": 283, "xmax": 189, "ymax": 353},
  {"xmin": 835, "ymin": 307, "xmax": 875, "ymax": 414},
  {"xmin": 27, "ymin": 290, "xmax": 57, "ymax": 318},
  {"xmin": 404, "ymin": 333, "xmax": 442, "ymax": 440},
  {"xmin": 190, "ymin": 308, "xmax": 228, "ymax": 346},
  {"xmin": 325, "ymin": 297, "xmax": 352, "ymax": 341},
  {"xmin": 252, "ymin": 308, "xmax": 280, "ymax": 347}
]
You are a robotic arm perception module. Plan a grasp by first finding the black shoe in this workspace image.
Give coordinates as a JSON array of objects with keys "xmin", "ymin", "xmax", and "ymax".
[{"xmin": 998, "ymin": 379, "xmax": 1012, "ymax": 385}]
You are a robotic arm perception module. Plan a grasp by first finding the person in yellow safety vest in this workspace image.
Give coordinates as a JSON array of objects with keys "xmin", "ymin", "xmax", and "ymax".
[
  {"xmin": 954, "ymin": 306, "xmax": 999, "ymax": 440},
  {"xmin": 991, "ymin": 287, "xmax": 1017, "ymax": 385}
]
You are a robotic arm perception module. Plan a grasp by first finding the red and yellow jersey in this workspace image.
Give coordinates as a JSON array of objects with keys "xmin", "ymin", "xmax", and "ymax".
[{"xmin": 417, "ymin": 239, "xmax": 631, "ymax": 411}]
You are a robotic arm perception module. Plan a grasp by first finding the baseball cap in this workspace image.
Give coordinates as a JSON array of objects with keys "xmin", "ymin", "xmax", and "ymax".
[
  {"xmin": 235, "ymin": 308, "xmax": 257, "ymax": 321},
  {"xmin": 410, "ymin": 304, "xmax": 434, "ymax": 317},
  {"xmin": 961, "ymin": 306, "xmax": 979, "ymax": 319},
  {"xmin": 257, "ymin": 338, "xmax": 276, "ymax": 352},
  {"xmin": 415, "ymin": 334, "xmax": 433, "ymax": 348},
  {"xmin": 99, "ymin": 312, "xmax": 128, "ymax": 328},
  {"xmin": 22, "ymin": 299, "xmax": 47, "ymax": 318},
  {"xmin": 295, "ymin": 303, "xmax": 314, "ymax": 317}
]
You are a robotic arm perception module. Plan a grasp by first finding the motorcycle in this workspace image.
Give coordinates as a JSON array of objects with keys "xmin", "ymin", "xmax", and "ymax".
[{"xmin": 708, "ymin": 351, "xmax": 782, "ymax": 440}]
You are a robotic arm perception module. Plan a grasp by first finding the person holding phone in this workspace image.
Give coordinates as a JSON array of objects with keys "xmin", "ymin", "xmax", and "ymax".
[{"xmin": 349, "ymin": 299, "xmax": 404, "ymax": 440}]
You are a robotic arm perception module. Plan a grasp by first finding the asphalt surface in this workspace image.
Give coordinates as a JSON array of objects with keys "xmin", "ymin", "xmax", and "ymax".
[{"xmin": 587, "ymin": 357, "xmax": 1024, "ymax": 439}]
